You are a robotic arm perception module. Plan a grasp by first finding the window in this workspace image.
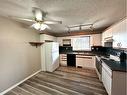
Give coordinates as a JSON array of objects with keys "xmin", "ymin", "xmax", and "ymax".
[{"xmin": 72, "ymin": 36, "xmax": 90, "ymax": 51}]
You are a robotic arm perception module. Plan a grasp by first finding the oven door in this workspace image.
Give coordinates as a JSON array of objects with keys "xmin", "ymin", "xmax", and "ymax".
[{"xmin": 96, "ymin": 56, "xmax": 102, "ymax": 80}]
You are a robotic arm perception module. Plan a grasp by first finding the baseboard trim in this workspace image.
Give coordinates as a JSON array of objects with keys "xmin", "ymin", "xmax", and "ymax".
[{"xmin": 0, "ymin": 69, "xmax": 41, "ymax": 95}]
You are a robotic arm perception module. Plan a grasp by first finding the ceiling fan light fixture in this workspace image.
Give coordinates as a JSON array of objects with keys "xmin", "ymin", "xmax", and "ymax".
[
  {"xmin": 32, "ymin": 22, "xmax": 48, "ymax": 31},
  {"xmin": 15, "ymin": 7, "xmax": 61, "ymax": 31},
  {"xmin": 40, "ymin": 24, "xmax": 48, "ymax": 30},
  {"xmin": 32, "ymin": 22, "xmax": 40, "ymax": 30}
]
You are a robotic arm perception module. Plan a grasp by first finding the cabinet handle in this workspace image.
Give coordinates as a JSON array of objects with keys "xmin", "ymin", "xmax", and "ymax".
[
  {"xmin": 76, "ymin": 57, "xmax": 92, "ymax": 59},
  {"xmin": 61, "ymin": 58, "xmax": 67, "ymax": 59},
  {"xmin": 61, "ymin": 60, "xmax": 67, "ymax": 61},
  {"xmin": 62, "ymin": 56, "xmax": 67, "ymax": 57}
]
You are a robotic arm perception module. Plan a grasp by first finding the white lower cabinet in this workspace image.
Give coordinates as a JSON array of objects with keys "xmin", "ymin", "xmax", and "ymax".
[
  {"xmin": 102, "ymin": 62, "xmax": 126, "ymax": 95},
  {"xmin": 76, "ymin": 55, "xmax": 95, "ymax": 69},
  {"xmin": 102, "ymin": 63, "xmax": 112, "ymax": 95},
  {"xmin": 60, "ymin": 54, "xmax": 67, "ymax": 66}
]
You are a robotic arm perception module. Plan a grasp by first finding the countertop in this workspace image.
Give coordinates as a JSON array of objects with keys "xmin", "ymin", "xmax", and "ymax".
[
  {"xmin": 101, "ymin": 58, "xmax": 127, "ymax": 72},
  {"xmin": 60, "ymin": 51, "xmax": 103, "ymax": 56},
  {"xmin": 60, "ymin": 51, "xmax": 127, "ymax": 72}
]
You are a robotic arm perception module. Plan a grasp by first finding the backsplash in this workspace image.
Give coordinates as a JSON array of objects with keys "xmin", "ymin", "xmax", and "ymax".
[
  {"xmin": 59, "ymin": 46, "xmax": 73, "ymax": 53},
  {"xmin": 108, "ymin": 48, "xmax": 126, "ymax": 62},
  {"xmin": 91, "ymin": 46, "xmax": 111, "ymax": 55},
  {"xmin": 91, "ymin": 46, "xmax": 127, "ymax": 63},
  {"xmin": 59, "ymin": 45, "xmax": 126, "ymax": 63},
  {"xmin": 108, "ymin": 48, "xmax": 123, "ymax": 57}
]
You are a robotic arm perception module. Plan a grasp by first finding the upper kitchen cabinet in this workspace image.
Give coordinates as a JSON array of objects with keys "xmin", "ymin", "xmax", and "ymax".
[
  {"xmin": 102, "ymin": 28, "xmax": 113, "ymax": 45},
  {"xmin": 112, "ymin": 19, "xmax": 127, "ymax": 48},
  {"xmin": 102, "ymin": 18, "xmax": 127, "ymax": 49}
]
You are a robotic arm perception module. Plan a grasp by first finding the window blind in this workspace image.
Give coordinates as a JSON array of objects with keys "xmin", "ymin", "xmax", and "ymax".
[{"xmin": 72, "ymin": 36, "xmax": 90, "ymax": 51}]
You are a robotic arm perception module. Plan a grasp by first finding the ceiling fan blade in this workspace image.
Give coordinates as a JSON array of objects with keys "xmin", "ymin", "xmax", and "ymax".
[
  {"xmin": 10, "ymin": 16, "xmax": 36, "ymax": 22},
  {"xmin": 44, "ymin": 20, "xmax": 62, "ymax": 24},
  {"xmin": 46, "ymin": 25, "xmax": 51, "ymax": 30},
  {"xmin": 17, "ymin": 18, "xmax": 35, "ymax": 22}
]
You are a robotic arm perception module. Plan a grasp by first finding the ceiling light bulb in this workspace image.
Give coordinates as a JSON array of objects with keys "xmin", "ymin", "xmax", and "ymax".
[
  {"xmin": 40, "ymin": 24, "xmax": 48, "ymax": 30},
  {"xmin": 32, "ymin": 23, "xmax": 40, "ymax": 30},
  {"xmin": 35, "ymin": 10, "xmax": 42, "ymax": 21}
]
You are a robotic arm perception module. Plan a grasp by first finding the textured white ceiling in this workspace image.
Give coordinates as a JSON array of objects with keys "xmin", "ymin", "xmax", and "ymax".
[{"xmin": 0, "ymin": 0, "xmax": 126, "ymax": 34}]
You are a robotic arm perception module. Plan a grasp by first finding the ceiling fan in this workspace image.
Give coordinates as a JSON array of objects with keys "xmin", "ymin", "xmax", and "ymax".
[{"xmin": 11, "ymin": 7, "xmax": 62, "ymax": 31}]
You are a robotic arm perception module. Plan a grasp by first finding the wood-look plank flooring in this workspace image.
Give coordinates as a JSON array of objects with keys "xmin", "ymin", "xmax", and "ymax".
[{"xmin": 5, "ymin": 66, "xmax": 107, "ymax": 95}]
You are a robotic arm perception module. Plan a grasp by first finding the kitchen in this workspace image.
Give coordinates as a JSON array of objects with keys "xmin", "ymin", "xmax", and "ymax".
[
  {"xmin": 0, "ymin": 0, "xmax": 126, "ymax": 95},
  {"xmin": 40, "ymin": 18, "xmax": 127, "ymax": 95}
]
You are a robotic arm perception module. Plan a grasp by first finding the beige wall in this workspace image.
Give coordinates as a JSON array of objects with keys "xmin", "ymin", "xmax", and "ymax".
[
  {"xmin": 91, "ymin": 34, "xmax": 102, "ymax": 46},
  {"xmin": 40, "ymin": 34, "xmax": 57, "ymax": 42},
  {"xmin": 57, "ymin": 34, "xmax": 102, "ymax": 46},
  {"xmin": 0, "ymin": 16, "xmax": 41, "ymax": 93}
]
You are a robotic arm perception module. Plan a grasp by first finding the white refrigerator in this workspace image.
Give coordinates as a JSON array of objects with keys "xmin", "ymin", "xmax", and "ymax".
[{"xmin": 41, "ymin": 42, "xmax": 59, "ymax": 72}]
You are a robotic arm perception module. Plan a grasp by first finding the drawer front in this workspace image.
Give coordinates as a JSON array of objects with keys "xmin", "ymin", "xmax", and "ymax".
[
  {"xmin": 60, "ymin": 60, "xmax": 67, "ymax": 66},
  {"xmin": 76, "ymin": 55, "xmax": 93, "ymax": 59},
  {"xmin": 60, "ymin": 54, "xmax": 67, "ymax": 66},
  {"xmin": 76, "ymin": 55, "xmax": 95, "ymax": 68}
]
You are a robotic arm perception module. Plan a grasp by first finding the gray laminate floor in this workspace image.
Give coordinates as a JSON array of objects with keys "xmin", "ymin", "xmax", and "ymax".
[{"xmin": 4, "ymin": 66, "xmax": 107, "ymax": 95}]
